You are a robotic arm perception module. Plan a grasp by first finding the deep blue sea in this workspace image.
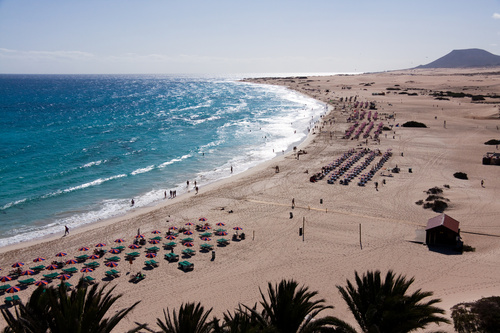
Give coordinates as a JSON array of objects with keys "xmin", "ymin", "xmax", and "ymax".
[{"xmin": 0, "ymin": 74, "xmax": 326, "ymax": 247}]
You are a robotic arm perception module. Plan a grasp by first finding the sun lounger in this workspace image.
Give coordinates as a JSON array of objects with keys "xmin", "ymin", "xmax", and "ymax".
[
  {"xmin": 178, "ymin": 260, "xmax": 194, "ymax": 272},
  {"xmin": 129, "ymin": 272, "xmax": 146, "ymax": 283},
  {"xmin": 4, "ymin": 295, "xmax": 21, "ymax": 305},
  {"xmin": 18, "ymin": 278, "xmax": 36, "ymax": 286},
  {"xmin": 105, "ymin": 269, "xmax": 120, "ymax": 278},
  {"xmin": 79, "ymin": 276, "xmax": 95, "ymax": 286},
  {"xmin": 164, "ymin": 252, "xmax": 179, "ymax": 262},
  {"xmin": 31, "ymin": 265, "xmax": 46, "ymax": 271},
  {"xmin": 58, "ymin": 282, "xmax": 72, "ymax": 289},
  {"xmin": 75, "ymin": 254, "xmax": 89, "ymax": 262},
  {"xmin": 84, "ymin": 261, "xmax": 100, "ymax": 268},
  {"xmin": 43, "ymin": 272, "xmax": 59, "ymax": 280},
  {"xmin": 146, "ymin": 246, "xmax": 160, "ymax": 252},
  {"xmin": 145, "ymin": 260, "xmax": 159, "ymax": 267},
  {"xmin": 104, "ymin": 256, "xmax": 121, "ymax": 262},
  {"xmin": 62, "ymin": 267, "xmax": 78, "ymax": 274},
  {"xmin": 125, "ymin": 252, "xmax": 140, "ymax": 257},
  {"xmin": 182, "ymin": 248, "xmax": 196, "ymax": 256},
  {"xmin": 0, "ymin": 284, "xmax": 11, "ymax": 292}
]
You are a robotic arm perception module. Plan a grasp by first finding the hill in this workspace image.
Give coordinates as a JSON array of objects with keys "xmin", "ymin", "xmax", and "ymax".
[{"xmin": 416, "ymin": 48, "xmax": 500, "ymax": 69}]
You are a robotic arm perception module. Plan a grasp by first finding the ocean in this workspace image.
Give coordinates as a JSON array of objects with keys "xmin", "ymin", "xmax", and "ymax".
[{"xmin": 0, "ymin": 74, "xmax": 326, "ymax": 247}]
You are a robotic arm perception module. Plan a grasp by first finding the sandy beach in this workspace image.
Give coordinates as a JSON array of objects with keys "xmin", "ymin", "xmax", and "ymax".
[{"xmin": 1, "ymin": 68, "xmax": 500, "ymax": 332}]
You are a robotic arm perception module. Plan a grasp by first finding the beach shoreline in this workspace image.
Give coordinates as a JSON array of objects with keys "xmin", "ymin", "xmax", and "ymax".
[{"xmin": 2, "ymin": 68, "xmax": 500, "ymax": 332}]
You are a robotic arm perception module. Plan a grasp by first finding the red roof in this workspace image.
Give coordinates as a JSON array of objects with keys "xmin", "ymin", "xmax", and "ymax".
[{"xmin": 426, "ymin": 214, "xmax": 460, "ymax": 233}]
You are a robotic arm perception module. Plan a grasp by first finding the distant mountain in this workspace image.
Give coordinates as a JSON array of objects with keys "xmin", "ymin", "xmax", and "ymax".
[{"xmin": 416, "ymin": 49, "xmax": 500, "ymax": 69}]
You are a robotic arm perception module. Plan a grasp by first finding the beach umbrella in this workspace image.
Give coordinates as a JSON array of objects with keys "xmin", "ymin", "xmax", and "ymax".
[
  {"xmin": 6, "ymin": 286, "xmax": 20, "ymax": 293},
  {"xmin": 105, "ymin": 261, "xmax": 118, "ymax": 268},
  {"xmin": 233, "ymin": 227, "xmax": 243, "ymax": 231},
  {"xmin": 95, "ymin": 243, "xmax": 106, "ymax": 247},
  {"xmin": 218, "ymin": 231, "xmax": 228, "ymax": 236},
  {"xmin": 185, "ymin": 222, "xmax": 195, "ymax": 226},
  {"xmin": 21, "ymin": 270, "xmax": 35, "ymax": 276},
  {"xmin": 80, "ymin": 267, "xmax": 93, "ymax": 273},
  {"xmin": 151, "ymin": 230, "xmax": 161, "ymax": 234},
  {"xmin": 165, "ymin": 235, "xmax": 176, "ymax": 240},
  {"xmin": 33, "ymin": 257, "xmax": 46, "ymax": 262},
  {"xmin": 129, "ymin": 244, "xmax": 140, "ymax": 249},
  {"xmin": 58, "ymin": 274, "xmax": 71, "ymax": 281},
  {"xmin": 46, "ymin": 264, "xmax": 59, "ymax": 271},
  {"xmin": 201, "ymin": 225, "xmax": 211, "ymax": 230},
  {"xmin": 89, "ymin": 254, "xmax": 100, "ymax": 260},
  {"xmin": 149, "ymin": 239, "xmax": 160, "ymax": 244},
  {"xmin": 135, "ymin": 234, "xmax": 145, "ymax": 239},
  {"xmin": 145, "ymin": 253, "xmax": 156, "ymax": 258},
  {"xmin": 216, "ymin": 222, "xmax": 225, "ymax": 226},
  {"xmin": 11, "ymin": 262, "xmax": 24, "ymax": 268},
  {"xmin": 199, "ymin": 217, "xmax": 207, "ymax": 222},
  {"xmin": 200, "ymin": 237, "xmax": 211, "ymax": 241},
  {"xmin": 34, "ymin": 280, "xmax": 49, "ymax": 287},
  {"xmin": 109, "ymin": 249, "xmax": 121, "ymax": 254},
  {"xmin": 183, "ymin": 242, "xmax": 194, "ymax": 247},
  {"xmin": 78, "ymin": 246, "xmax": 90, "ymax": 251},
  {"xmin": 168, "ymin": 226, "xmax": 178, "ymax": 230},
  {"xmin": 65, "ymin": 259, "xmax": 78, "ymax": 265},
  {"xmin": 114, "ymin": 239, "xmax": 125, "ymax": 243},
  {"xmin": 55, "ymin": 252, "xmax": 67, "ymax": 257},
  {"xmin": 0, "ymin": 276, "xmax": 12, "ymax": 283},
  {"xmin": 183, "ymin": 230, "xmax": 193, "ymax": 235}
]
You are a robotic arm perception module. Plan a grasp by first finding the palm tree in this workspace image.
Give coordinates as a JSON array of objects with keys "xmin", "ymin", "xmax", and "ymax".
[
  {"xmin": 240, "ymin": 279, "xmax": 341, "ymax": 333},
  {"xmin": 337, "ymin": 270, "xmax": 450, "ymax": 333},
  {"xmin": 1, "ymin": 282, "xmax": 142, "ymax": 333},
  {"xmin": 156, "ymin": 302, "xmax": 214, "ymax": 333}
]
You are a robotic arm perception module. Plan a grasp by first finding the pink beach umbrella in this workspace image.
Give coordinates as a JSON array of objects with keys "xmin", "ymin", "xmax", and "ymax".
[
  {"xmin": 46, "ymin": 264, "xmax": 59, "ymax": 271},
  {"xmin": 105, "ymin": 261, "xmax": 118, "ymax": 268},
  {"xmin": 80, "ymin": 267, "xmax": 93, "ymax": 273},
  {"xmin": 55, "ymin": 252, "xmax": 67, "ymax": 257},
  {"xmin": 11, "ymin": 262, "xmax": 24, "ymax": 268},
  {"xmin": 78, "ymin": 247, "xmax": 90, "ymax": 251},
  {"xmin": 151, "ymin": 230, "xmax": 161, "ymax": 234},
  {"xmin": 95, "ymin": 243, "xmax": 106, "ymax": 247},
  {"xmin": 0, "ymin": 276, "xmax": 12, "ymax": 283},
  {"xmin": 145, "ymin": 253, "xmax": 156, "ymax": 258},
  {"xmin": 34, "ymin": 280, "xmax": 49, "ymax": 287},
  {"xmin": 33, "ymin": 257, "xmax": 46, "ymax": 262},
  {"xmin": 21, "ymin": 270, "xmax": 35, "ymax": 276}
]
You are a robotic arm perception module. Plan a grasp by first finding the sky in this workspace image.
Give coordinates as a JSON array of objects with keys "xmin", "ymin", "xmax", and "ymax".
[{"xmin": 1, "ymin": 0, "xmax": 500, "ymax": 74}]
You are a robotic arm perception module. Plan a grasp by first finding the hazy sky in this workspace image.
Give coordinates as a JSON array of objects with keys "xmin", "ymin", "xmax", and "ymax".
[{"xmin": 1, "ymin": 0, "xmax": 500, "ymax": 74}]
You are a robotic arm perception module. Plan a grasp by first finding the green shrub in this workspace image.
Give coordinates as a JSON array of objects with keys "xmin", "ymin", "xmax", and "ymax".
[{"xmin": 451, "ymin": 296, "xmax": 500, "ymax": 333}]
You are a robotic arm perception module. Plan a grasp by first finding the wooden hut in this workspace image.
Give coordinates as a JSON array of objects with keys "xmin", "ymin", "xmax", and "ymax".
[{"xmin": 425, "ymin": 214, "xmax": 460, "ymax": 246}]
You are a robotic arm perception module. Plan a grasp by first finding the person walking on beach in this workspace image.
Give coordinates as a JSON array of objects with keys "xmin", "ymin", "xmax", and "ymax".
[
  {"xmin": 292, "ymin": 198, "xmax": 295, "ymax": 209},
  {"xmin": 64, "ymin": 225, "xmax": 69, "ymax": 236},
  {"xmin": 195, "ymin": 186, "xmax": 199, "ymax": 194},
  {"xmin": 481, "ymin": 179, "xmax": 484, "ymax": 187},
  {"xmin": 131, "ymin": 198, "xmax": 135, "ymax": 206}
]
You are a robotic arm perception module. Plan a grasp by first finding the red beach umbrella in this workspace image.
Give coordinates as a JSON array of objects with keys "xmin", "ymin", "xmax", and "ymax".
[
  {"xmin": 105, "ymin": 261, "xmax": 118, "ymax": 268},
  {"xmin": 80, "ymin": 267, "xmax": 93, "ymax": 273},
  {"xmin": 201, "ymin": 225, "xmax": 211, "ymax": 230},
  {"xmin": 128, "ymin": 244, "xmax": 140, "ymax": 249},
  {"xmin": 34, "ymin": 280, "xmax": 49, "ymax": 287},
  {"xmin": 6, "ymin": 286, "xmax": 20, "ymax": 293},
  {"xmin": 95, "ymin": 243, "xmax": 106, "ymax": 247},
  {"xmin": 11, "ymin": 262, "xmax": 24, "ymax": 268},
  {"xmin": 165, "ymin": 235, "xmax": 176, "ymax": 240},
  {"xmin": 0, "ymin": 276, "xmax": 12, "ymax": 283},
  {"xmin": 200, "ymin": 237, "xmax": 211, "ymax": 241},
  {"xmin": 218, "ymin": 231, "xmax": 228, "ymax": 236},
  {"xmin": 114, "ymin": 239, "xmax": 125, "ymax": 243},
  {"xmin": 78, "ymin": 247, "xmax": 90, "ymax": 251},
  {"xmin": 183, "ymin": 230, "xmax": 193, "ymax": 235},
  {"xmin": 216, "ymin": 222, "xmax": 225, "ymax": 226},
  {"xmin": 58, "ymin": 274, "xmax": 72, "ymax": 281},
  {"xmin": 135, "ymin": 234, "xmax": 145, "ymax": 239},
  {"xmin": 21, "ymin": 270, "xmax": 35, "ymax": 276},
  {"xmin": 46, "ymin": 264, "xmax": 59, "ymax": 270},
  {"xmin": 149, "ymin": 239, "xmax": 160, "ymax": 244},
  {"xmin": 145, "ymin": 253, "xmax": 156, "ymax": 258},
  {"xmin": 89, "ymin": 254, "xmax": 100, "ymax": 260},
  {"xmin": 33, "ymin": 257, "xmax": 46, "ymax": 262},
  {"xmin": 151, "ymin": 230, "xmax": 161, "ymax": 234},
  {"xmin": 183, "ymin": 242, "xmax": 194, "ymax": 247},
  {"xmin": 199, "ymin": 217, "xmax": 207, "ymax": 222},
  {"xmin": 109, "ymin": 249, "xmax": 120, "ymax": 254},
  {"xmin": 185, "ymin": 222, "xmax": 195, "ymax": 226},
  {"xmin": 65, "ymin": 259, "xmax": 78, "ymax": 265},
  {"xmin": 55, "ymin": 252, "xmax": 67, "ymax": 257},
  {"xmin": 233, "ymin": 227, "xmax": 243, "ymax": 231}
]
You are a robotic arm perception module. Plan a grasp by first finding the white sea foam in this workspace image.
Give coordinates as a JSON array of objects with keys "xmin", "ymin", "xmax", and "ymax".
[{"xmin": 131, "ymin": 165, "xmax": 155, "ymax": 175}]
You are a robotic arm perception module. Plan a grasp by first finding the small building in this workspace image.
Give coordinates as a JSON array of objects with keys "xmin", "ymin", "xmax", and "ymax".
[{"xmin": 425, "ymin": 214, "xmax": 460, "ymax": 247}]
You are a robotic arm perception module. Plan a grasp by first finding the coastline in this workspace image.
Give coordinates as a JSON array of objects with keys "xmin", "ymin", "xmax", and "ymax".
[{"xmin": 1, "ymin": 68, "xmax": 500, "ymax": 332}]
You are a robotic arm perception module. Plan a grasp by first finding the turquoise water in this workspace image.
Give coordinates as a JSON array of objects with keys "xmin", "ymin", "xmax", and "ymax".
[{"xmin": 0, "ymin": 74, "xmax": 326, "ymax": 246}]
